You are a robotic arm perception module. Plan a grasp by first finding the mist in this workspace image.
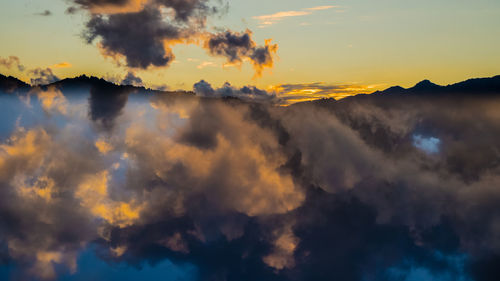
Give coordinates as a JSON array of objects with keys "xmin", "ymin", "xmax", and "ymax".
[{"xmin": 0, "ymin": 75, "xmax": 500, "ymax": 281}]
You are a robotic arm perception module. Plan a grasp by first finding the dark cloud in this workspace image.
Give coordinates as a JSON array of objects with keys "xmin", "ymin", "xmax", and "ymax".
[
  {"xmin": 289, "ymin": 189, "xmax": 459, "ymax": 281},
  {"xmin": 205, "ymin": 30, "xmax": 278, "ymax": 76},
  {"xmin": 0, "ymin": 127, "xmax": 105, "ymax": 280},
  {"xmin": 73, "ymin": 0, "xmax": 276, "ymax": 76},
  {"xmin": 80, "ymin": 0, "xmax": 221, "ymax": 69},
  {"xmin": 205, "ymin": 30, "xmax": 254, "ymax": 63},
  {"xmin": 88, "ymin": 80, "xmax": 131, "ymax": 130},
  {"xmin": 121, "ymin": 71, "xmax": 143, "ymax": 86},
  {"xmin": 250, "ymin": 43, "xmax": 278, "ymax": 75},
  {"xmin": 35, "ymin": 10, "xmax": 52, "ymax": 16},
  {"xmin": 193, "ymin": 80, "xmax": 276, "ymax": 102},
  {"xmin": 84, "ymin": 7, "xmax": 180, "ymax": 69},
  {"xmin": 65, "ymin": 6, "xmax": 79, "ymax": 14},
  {"xmin": 0, "ymin": 56, "xmax": 25, "ymax": 72},
  {"xmin": 28, "ymin": 67, "xmax": 59, "ymax": 85}
]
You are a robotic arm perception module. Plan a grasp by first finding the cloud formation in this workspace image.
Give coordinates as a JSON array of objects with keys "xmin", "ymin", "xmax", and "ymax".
[
  {"xmin": 76, "ymin": 0, "xmax": 276, "ymax": 77},
  {"xmin": 0, "ymin": 76, "xmax": 499, "ymax": 281},
  {"xmin": 253, "ymin": 5, "xmax": 338, "ymax": 27},
  {"xmin": 88, "ymin": 79, "xmax": 131, "ymax": 130},
  {"xmin": 0, "ymin": 56, "xmax": 25, "ymax": 72},
  {"xmin": 193, "ymin": 79, "xmax": 276, "ymax": 102},
  {"xmin": 121, "ymin": 71, "xmax": 143, "ymax": 86},
  {"xmin": 205, "ymin": 30, "xmax": 278, "ymax": 76},
  {"xmin": 29, "ymin": 68, "xmax": 60, "ymax": 85},
  {"xmin": 51, "ymin": 62, "xmax": 72, "ymax": 69},
  {"xmin": 85, "ymin": 7, "xmax": 180, "ymax": 69}
]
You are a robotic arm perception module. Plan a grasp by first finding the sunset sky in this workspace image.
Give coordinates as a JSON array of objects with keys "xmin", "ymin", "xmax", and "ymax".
[{"xmin": 1, "ymin": 0, "xmax": 500, "ymax": 99}]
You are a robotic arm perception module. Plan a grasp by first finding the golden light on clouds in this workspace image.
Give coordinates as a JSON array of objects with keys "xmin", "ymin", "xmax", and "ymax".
[
  {"xmin": 253, "ymin": 11, "xmax": 311, "ymax": 27},
  {"xmin": 76, "ymin": 171, "xmax": 143, "ymax": 228},
  {"xmin": 197, "ymin": 61, "xmax": 217, "ymax": 69},
  {"xmin": 87, "ymin": 0, "xmax": 148, "ymax": 14},
  {"xmin": 34, "ymin": 87, "xmax": 68, "ymax": 115},
  {"xmin": 16, "ymin": 176, "xmax": 56, "ymax": 202},
  {"xmin": 8, "ymin": 239, "xmax": 78, "ymax": 280},
  {"xmin": 0, "ymin": 129, "xmax": 48, "ymax": 159},
  {"xmin": 124, "ymin": 103, "xmax": 305, "ymax": 217},
  {"xmin": 263, "ymin": 222, "xmax": 299, "ymax": 270},
  {"xmin": 253, "ymin": 5, "xmax": 338, "ymax": 27},
  {"xmin": 51, "ymin": 62, "xmax": 72, "ymax": 68},
  {"xmin": 95, "ymin": 139, "xmax": 114, "ymax": 155},
  {"xmin": 253, "ymin": 39, "xmax": 278, "ymax": 78}
]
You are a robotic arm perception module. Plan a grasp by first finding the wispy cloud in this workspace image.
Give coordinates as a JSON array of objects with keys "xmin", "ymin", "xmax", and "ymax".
[
  {"xmin": 0, "ymin": 56, "xmax": 25, "ymax": 71},
  {"xmin": 253, "ymin": 5, "xmax": 339, "ymax": 27},
  {"xmin": 52, "ymin": 62, "xmax": 72, "ymax": 68},
  {"xmin": 197, "ymin": 61, "xmax": 217, "ymax": 69},
  {"xmin": 306, "ymin": 5, "xmax": 337, "ymax": 11},
  {"xmin": 253, "ymin": 11, "xmax": 311, "ymax": 27}
]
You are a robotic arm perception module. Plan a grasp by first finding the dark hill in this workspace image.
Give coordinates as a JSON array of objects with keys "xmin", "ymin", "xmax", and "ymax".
[{"xmin": 0, "ymin": 74, "xmax": 30, "ymax": 92}]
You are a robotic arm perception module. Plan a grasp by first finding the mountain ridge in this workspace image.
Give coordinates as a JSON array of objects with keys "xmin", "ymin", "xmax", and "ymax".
[{"xmin": 2, "ymin": 73, "xmax": 500, "ymax": 103}]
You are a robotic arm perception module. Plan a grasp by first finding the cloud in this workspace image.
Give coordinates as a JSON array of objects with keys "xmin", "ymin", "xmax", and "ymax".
[
  {"xmin": 74, "ymin": 0, "xmax": 276, "ymax": 77},
  {"xmin": 65, "ymin": 6, "xmax": 79, "ymax": 14},
  {"xmin": 205, "ymin": 30, "xmax": 278, "ymax": 77},
  {"xmin": 32, "ymin": 87, "xmax": 69, "ymax": 115},
  {"xmin": 60, "ymin": 77, "xmax": 378, "ymax": 109},
  {"xmin": 1, "ymin": 76, "xmax": 500, "ymax": 281},
  {"xmin": 84, "ymin": 7, "xmax": 180, "ymax": 69},
  {"xmin": 80, "ymin": 0, "xmax": 217, "ymax": 69},
  {"xmin": 196, "ymin": 61, "xmax": 216, "ymax": 69},
  {"xmin": 193, "ymin": 79, "xmax": 277, "ymax": 102},
  {"xmin": 1, "ymin": 57, "xmax": 65, "ymax": 87},
  {"xmin": 306, "ymin": 5, "xmax": 338, "ymax": 11},
  {"xmin": 28, "ymin": 67, "xmax": 59, "ymax": 85},
  {"xmin": 0, "ymin": 127, "xmax": 103, "ymax": 280},
  {"xmin": 95, "ymin": 138, "xmax": 114, "ymax": 154},
  {"xmin": 0, "ymin": 56, "xmax": 25, "ymax": 72},
  {"xmin": 205, "ymin": 30, "xmax": 253, "ymax": 62},
  {"xmin": 253, "ymin": 5, "xmax": 338, "ymax": 27},
  {"xmin": 253, "ymin": 11, "xmax": 311, "ymax": 27},
  {"xmin": 88, "ymin": 81, "xmax": 131, "ymax": 130},
  {"xmin": 121, "ymin": 71, "xmax": 143, "ymax": 86},
  {"xmin": 70, "ymin": 0, "xmax": 148, "ymax": 14},
  {"xmin": 75, "ymin": 170, "xmax": 144, "ymax": 228},
  {"xmin": 34, "ymin": 10, "xmax": 52, "ymax": 16},
  {"xmin": 52, "ymin": 62, "xmax": 72, "ymax": 68}
]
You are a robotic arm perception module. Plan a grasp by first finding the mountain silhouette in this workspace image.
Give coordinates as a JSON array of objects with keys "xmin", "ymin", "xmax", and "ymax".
[
  {"xmin": 369, "ymin": 75, "xmax": 500, "ymax": 97},
  {"xmin": 0, "ymin": 74, "xmax": 30, "ymax": 92},
  {"xmin": 1, "ymin": 73, "xmax": 500, "ymax": 103}
]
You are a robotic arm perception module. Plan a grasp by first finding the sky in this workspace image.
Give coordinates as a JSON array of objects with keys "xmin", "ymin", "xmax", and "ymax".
[{"xmin": 1, "ymin": 0, "xmax": 500, "ymax": 99}]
